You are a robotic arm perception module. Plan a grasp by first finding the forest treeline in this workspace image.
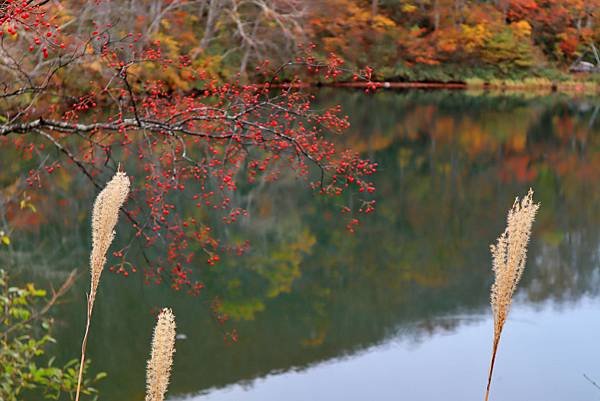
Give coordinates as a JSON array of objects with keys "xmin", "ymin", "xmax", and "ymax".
[
  {"xmin": 309, "ymin": 0, "xmax": 600, "ymax": 81},
  {"xmin": 51, "ymin": 0, "xmax": 600, "ymax": 83}
]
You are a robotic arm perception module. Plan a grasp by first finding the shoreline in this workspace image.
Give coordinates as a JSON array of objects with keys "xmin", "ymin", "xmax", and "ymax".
[{"xmin": 271, "ymin": 79, "xmax": 600, "ymax": 93}]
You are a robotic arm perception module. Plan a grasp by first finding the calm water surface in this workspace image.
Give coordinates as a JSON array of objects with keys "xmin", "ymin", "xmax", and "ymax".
[{"xmin": 3, "ymin": 90, "xmax": 600, "ymax": 401}]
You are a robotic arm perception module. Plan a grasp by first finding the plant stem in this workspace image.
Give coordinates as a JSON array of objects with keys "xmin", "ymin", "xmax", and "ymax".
[
  {"xmin": 75, "ymin": 295, "xmax": 93, "ymax": 401},
  {"xmin": 484, "ymin": 336, "xmax": 501, "ymax": 401}
]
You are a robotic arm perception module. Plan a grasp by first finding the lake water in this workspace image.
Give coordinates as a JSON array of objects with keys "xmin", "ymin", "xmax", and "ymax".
[{"xmin": 3, "ymin": 89, "xmax": 600, "ymax": 400}]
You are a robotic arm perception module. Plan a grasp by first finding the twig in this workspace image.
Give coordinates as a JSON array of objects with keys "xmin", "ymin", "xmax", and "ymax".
[
  {"xmin": 1, "ymin": 269, "xmax": 77, "ymax": 337},
  {"xmin": 584, "ymin": 374, "xmax": 600, "ymax": 392}
]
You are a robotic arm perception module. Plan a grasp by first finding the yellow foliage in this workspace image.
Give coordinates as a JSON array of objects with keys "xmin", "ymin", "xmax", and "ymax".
[
  {"xmin": 160, "ymin": 19, "xmax": 171, "ymax": 30},
  {"xmin": 1, "ymin": 231, "xmax": 10, "ymax": 246},
  {"xmin": 458, "ymin": 119, "xmax": 496, "ymax": 156},
  {"xmin": 259, "ymin": 228, "xmax": 316, "ymax": 298},
  {"xmin": 218, "ymin": 299, "xmax": 265, "ymax": 321},
  {"xmin": 372, "ymin": 15, "xmax": 397, "ymax": 30},
  {"xmin": 401, "ymin": 3, "xmax": 417, "ymax": 13},
  {"xmin": 461, "ymin": 24, "xmax": 490, "ymax": 53},
  {"xmin": 511, "ymin": 20, "xmax": 532, "ymax": 38}
]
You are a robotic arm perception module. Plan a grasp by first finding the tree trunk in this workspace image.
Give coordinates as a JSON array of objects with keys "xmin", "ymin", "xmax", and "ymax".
[
  {"xmin": 200, "ymin": 0, "xmax": 221, "ymax": 50},
  {"xmin": 433, "ymin": 0, "xmax": 440, "ymax": 30}
]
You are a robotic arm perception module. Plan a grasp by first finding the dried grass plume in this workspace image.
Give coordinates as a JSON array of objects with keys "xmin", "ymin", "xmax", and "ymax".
[
  {"xmin": 89, "ymin": 170, "xmax": 130, "ymax": 307},
  {"xmin": 76, "ymin": 170, "xmax": 130, "ymax": 401},
  {"xmin": 485, "ymin": 188, "xmax": 539, "ymax": 401},
  {"xmin": 146, "ymin": 308, "xmax": 177, "ymax": 401}
]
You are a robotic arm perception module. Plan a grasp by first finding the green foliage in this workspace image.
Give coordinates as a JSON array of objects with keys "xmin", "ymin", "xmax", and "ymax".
[
  {"xmin": 0, "ymin": 270, "xmax": 104, "ymax": 400},
  {"xmin": 465, "ymin": 77, "xmax": 486, "ymax": 88},
  {"xmin": 389, "ymin": 63, "xmax": 548, "ymax": 82},
  {"xmin": 481, "ymin": 28, "xmax": 536, "ymax": 73},
  {"xmin": 218, "ymin": 298, "xmax": 266, "ymax": 321}
]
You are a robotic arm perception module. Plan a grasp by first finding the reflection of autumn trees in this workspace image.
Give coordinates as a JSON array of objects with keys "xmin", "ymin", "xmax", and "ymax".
[
  {"xmin": 214, "ymin": 90, "xmax": 600, "ymax": 325},
  {"xmin": 2, "ymin": 91, "xmax": 600, "ymax": 399},
  {"xmin": 154, "ymin": 92, "xmax": 600, "ymax": 370}
]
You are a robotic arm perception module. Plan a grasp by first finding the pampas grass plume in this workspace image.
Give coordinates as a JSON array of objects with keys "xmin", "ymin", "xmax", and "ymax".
[
  {"xmin": 485, "ymin": 189, "xmax": 539, "ymax": 401},
  {"xmin": 146, "ymin": 308, "xmax": 177, "ymax": 401},
  {"xmin": 76, "ymin": 170, "xmax": 130, "ymax": 401},
  {"xmin": 89, "ymin": 170, "xmax": 130, "ymax": 307}
]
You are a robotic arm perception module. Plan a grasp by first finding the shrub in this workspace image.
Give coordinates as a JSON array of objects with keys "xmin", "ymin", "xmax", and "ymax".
[{"xmin": 0, "ymin": 269, "xmax": 104, "ymax": 400}]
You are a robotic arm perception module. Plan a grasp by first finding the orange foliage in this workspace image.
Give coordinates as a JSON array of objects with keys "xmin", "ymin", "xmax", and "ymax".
[{"xmin": 306, "ymin": 0, "xmax": 600, "ymax": 74}]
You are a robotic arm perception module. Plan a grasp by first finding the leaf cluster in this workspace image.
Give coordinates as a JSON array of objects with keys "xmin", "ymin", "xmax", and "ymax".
[{"xmin": 0, "ymin": 270, "xmax": 105, "ymax": 400}]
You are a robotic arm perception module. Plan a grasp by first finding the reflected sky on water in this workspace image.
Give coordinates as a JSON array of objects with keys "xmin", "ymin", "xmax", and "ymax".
[{"xmin": 181, "ymin": 298, "xmax": 600, "ymax": 401}]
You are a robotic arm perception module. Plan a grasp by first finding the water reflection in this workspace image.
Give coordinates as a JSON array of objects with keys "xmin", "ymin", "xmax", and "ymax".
[
  {"xmin": 1, "ymin": 90, "xmax": 600, "ymax": 400},
  {"xmin": 179, "ymin": 298, "xmax": 600, "ymax": 401}
]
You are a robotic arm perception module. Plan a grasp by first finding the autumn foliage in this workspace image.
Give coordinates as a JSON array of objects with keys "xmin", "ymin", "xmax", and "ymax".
[
  {"xmin": 2, "ymin": 0, "xmax": 599, "ymax": 86},
  {"xmin": 0, "ymin": 0, "xmax": 377, "ymax": 297},
  {"xmin": 1, "ymin": 0, "xmax": 597, "ymax": 311},
  {"xmin": 309, "ymin": 0, "xmax": 600, "ymax": 79}
]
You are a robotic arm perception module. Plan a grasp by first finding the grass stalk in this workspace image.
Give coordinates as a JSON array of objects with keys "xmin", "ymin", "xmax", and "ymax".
[
  {"xmin": 75, "ymin": 170, "xmax": 130, "ymax": 401},
  {"xmin": 484, "ymin": 189, "xmax": 539, "ymax": 401}
]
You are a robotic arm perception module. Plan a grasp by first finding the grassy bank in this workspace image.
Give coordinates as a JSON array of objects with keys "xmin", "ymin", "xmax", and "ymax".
[
  {"xmin": 327, "ymin": 64, "xmax": 600, "ymax": 93},
  {"xmin": 272, "ymin": 63, "xmax": 600, "ymax": 93},
  {"xmin": 464, "ymin": 77, "xmax": 600, "ymax": 93},
  {"xmin": 275, "ymin": 78, "xmax": 599, "ymax": 94}
]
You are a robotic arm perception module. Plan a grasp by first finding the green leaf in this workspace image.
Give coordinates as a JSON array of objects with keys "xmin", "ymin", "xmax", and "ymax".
[
  {"xmin": 10, "ymin": 307, "xmax": 31, "ymax": 320},
  {"xmin": 94, "ymin": 372, "xmax": 108, "ymax": 381}
]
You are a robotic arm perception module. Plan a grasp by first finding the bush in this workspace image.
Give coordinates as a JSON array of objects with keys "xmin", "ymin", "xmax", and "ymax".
[{"xmin": 0, "ymin": 270, "xmax": 104, "ymax": 400}]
